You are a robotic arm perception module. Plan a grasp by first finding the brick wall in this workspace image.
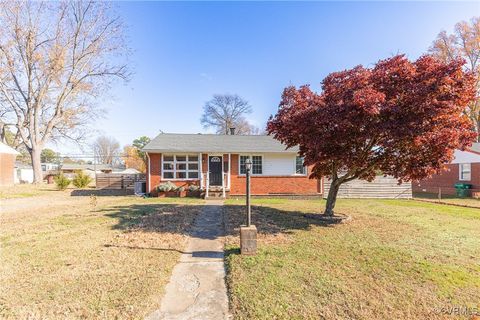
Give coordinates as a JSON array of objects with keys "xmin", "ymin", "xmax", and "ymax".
[
  {"xmin": 229, "ymin": 154, "xmax": 320, "ymax": 195},
  {"xmin": 146, "ymin": 153, "xmax": 202, "ymax": 195},
  {"xmin": 412, "ymin": 163, "xmax": 480, "ymax": 196},
  {"xmin": 147, "ymin": 152, "xmax": 321, "ymax": 196},
  {"xmin": 0, "ymin": 153, "xmax": 15, "ymax": 186}
]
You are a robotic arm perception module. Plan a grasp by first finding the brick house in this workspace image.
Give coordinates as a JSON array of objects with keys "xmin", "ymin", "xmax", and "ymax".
[
  {"xmin": 412, "ymin": 143, "xmax": 480, "ymax": 196},
  {"xmin": 0, "ymin": 142, "xmax": 20, "ymax": 186},
  {"xmin": 143, "ymin": 133, "xmax": 321, "ymax": 197}
]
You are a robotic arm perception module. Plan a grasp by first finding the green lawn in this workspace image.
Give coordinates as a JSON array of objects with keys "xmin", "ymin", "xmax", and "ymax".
[
  {"xmin": 414, "ymin": 192, "xmax": 480, "ymax": 208},
  {"xmin": 1, "ymin": 195, "xmax": 203, "ymax": 319},
  {"xmin": 224, "ymin": 198, "xmax": 480, "ymax": 320}
]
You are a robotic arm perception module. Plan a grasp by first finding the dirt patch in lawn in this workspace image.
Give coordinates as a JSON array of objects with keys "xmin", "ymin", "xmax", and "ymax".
[
  {"xmin": 0, "ymin": 183, "xmax": 57, "ymax": 199},
  {"xmin": 224, "ymin": 204, "xmax": 313, "ymax": 248},
  {"xmin": 1, "ymin": 196, "xmax": 204, "ymax": 319}
]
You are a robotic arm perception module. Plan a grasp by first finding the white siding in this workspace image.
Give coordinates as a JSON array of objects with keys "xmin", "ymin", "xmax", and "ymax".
[
  {"xmin": 452, "ymin": 150, "xmax": 480, "ymax": 164},
  {"xmin": 262, "ymin": 153, "xmax": 297, "ymax": 176},
  {"xmin": 16, "ymin": 168, "xmax": 34, "ymax": 184}
]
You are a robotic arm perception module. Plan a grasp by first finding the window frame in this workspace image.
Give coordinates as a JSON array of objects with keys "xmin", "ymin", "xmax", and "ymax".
[
  {"xmin": 238, "ymin": 154, "xmax": 263, "ymax": 176},
  {"xmin": 295, "ymin": 156, "xmax": 307, "ymax": 175},
  {"xmin": 162, "ymin": 154, "xmax": 200, "ymax": 180},
  {"xmin": 459, "ymin": 163, "xmax": 471, "ymax": 181}
]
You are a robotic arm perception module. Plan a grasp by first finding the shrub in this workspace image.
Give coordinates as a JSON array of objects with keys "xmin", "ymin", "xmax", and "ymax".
[
  {"xmin": 72, "ymin": 170, "xmax": 93, "ymax": 188},
  {"xmin": 54, "ymin": 173, "xmax": 70, "ymax": 190},
  {"xmin": 188, "ymin": 185, "xmax": 200, "ymax": 192},
  {"xmin": 157, "ymin": 181, "xmax": 176, "ymax": 192},
  {"xmin": 177, "ymin": 186, "xmax": 185, "ymax": 192}
]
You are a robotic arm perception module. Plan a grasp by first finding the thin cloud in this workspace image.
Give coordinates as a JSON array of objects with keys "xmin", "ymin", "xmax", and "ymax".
[{"xmin": 200, "ymin": 73, "xmax": 213, "ymax": 81}]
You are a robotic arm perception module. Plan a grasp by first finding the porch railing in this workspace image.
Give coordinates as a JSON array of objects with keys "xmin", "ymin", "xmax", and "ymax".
[
  {"xmin": 222, "ymin": 173, "xmax": 226, "ymax": 198},
  {"xmin": 205, "ymin": 173, "xmax": 209, "ymax": 198},
  {"xmin": 203, "ymin": 171, "xmax": 229, "ymax": 198}
]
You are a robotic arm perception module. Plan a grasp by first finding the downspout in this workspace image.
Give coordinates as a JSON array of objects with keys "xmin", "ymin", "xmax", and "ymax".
[{"xmin": 146, "ymin": 152, "xmax": 151, "ymax": 193}]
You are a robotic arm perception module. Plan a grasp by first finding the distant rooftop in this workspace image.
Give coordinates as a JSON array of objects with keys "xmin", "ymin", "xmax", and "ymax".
[
  {"xmin": 469, "ymin": 143, "xmax": 480, "ymax": 153},
  {"xmin": 60, "ymin": 163, "xmax": 113, "ymax": 171},
  {"xmin": 143, "ymin": 133, "xmax": 298, "ymax": 153},
  {"xmin": 0, "ymin": 142, "xmax": 20, "ymax": 155}
]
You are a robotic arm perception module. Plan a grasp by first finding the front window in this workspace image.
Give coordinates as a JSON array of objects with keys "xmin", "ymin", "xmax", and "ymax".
[
  {"xmin": 459, "ymin": 163, "xmax": 471, "ymax": 181},
  {"xmin": 296, "ymin": 156, "xmax": 306, "ymax": 175},
  {"xmin": 240, "ymin": 155, "xmax": 262, "ymax": 175},
  {"xmin": 163, "ymin": 155, "xmax": 199, "ymax": 180}
]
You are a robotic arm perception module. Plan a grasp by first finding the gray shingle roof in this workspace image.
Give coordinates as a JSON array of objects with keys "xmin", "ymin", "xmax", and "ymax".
[{"xmin": 143, "ymin": 133, "xmax": 298, "ymax": 153}]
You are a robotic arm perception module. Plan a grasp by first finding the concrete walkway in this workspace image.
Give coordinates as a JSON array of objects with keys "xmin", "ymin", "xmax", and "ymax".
[{"xmin": 146, "ymin": 200, "xmax": 230, "ymax": 320}]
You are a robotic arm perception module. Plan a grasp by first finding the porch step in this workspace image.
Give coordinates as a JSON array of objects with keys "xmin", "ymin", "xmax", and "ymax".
[
  {"xmin": 205, "ymin": 196, "xmax": 226, "ymax": 200},
  {"xmin": 204, "ymin": 190, "xmax": 229, "ymax": 200},
  {"xmin": 208, "ymin": 186, "xmax": 224, "ymax": 191}
]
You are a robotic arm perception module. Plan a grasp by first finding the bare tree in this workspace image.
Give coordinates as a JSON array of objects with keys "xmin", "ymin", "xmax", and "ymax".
[
  {"xmin": 429, "ymin": 16, "xmax": 480, "ymax": 140},
  {"xmin": 0, "ymin": 1, "xmax": 129, "ymax": 182},
  {"xmin": 201, "ymin": 94, "xmax": 258, "ymax": 135},
  {"xmin": 93, "ymin": 135, "xmax": 120, "ymax": 165}
]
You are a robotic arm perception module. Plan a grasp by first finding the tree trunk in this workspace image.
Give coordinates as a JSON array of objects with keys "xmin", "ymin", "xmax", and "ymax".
[
  {"xmin": 30, "ymin": 147, "xmax": 43, "ymax": 184},
  {"xmin": 324, "ymin": 179, "xmax": 341, "ymax": 216}
]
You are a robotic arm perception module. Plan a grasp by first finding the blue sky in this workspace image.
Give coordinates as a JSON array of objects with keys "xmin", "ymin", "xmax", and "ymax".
[{"xmin": 57, "ymin": 1, "xmax": 480, "ymax": 154}]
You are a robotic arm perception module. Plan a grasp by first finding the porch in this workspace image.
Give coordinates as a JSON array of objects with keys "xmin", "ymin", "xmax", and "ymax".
[{"xmin": 200, "ymin": 154, "xmax": 231, "ymax": 199}]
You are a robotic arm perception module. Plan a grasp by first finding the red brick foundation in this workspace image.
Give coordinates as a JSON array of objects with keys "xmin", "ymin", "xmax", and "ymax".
[
  {"xmin": 147, "ymin": 152, "xmax": 321, "ymax": 196},
  {"xmin": 229, "ymin": 154, "xmax": 320, "ymax": 196}
]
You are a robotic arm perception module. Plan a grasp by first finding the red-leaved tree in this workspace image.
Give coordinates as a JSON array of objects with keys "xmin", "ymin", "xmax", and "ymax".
[{"xmin": 267, "ymin": 55, "xmax": 476, "ymax": 216}]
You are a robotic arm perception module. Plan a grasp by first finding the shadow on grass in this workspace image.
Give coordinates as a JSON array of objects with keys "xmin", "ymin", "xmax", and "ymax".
[
  {"xmin": 99, "ymin": 201, "xmax": 334, "ymax": 258},
  {"xmin": 70, "ymin": 189, "xmax": 135, "ymax": 197},
  {"xmin": 103, "ymin": 243, "xmax": 223, "ymax": 258}
]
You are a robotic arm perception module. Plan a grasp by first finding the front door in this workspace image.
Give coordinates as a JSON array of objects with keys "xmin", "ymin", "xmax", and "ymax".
[{"xmin": 208, "ymin": 156, "xmax": 223, "ymax": 186}]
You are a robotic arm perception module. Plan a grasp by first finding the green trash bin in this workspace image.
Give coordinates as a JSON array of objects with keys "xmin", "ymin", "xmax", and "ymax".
[{"xmin": 454, "ymin": 183, "xmax": 472, "ymax": 198}]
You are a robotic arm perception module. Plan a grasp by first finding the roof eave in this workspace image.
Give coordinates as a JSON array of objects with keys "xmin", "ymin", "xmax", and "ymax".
[{"xmin": 142, "ymin": 149, "xmax": 298, "ymax": 154}]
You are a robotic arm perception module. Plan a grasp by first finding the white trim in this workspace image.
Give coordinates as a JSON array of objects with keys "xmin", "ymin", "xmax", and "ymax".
[
  {"xmin": 238, "ymin": 154, "xmax": 264, "ymax": 176},
  {"xmin": 161, "ymin": 153, "xmax": 200, "ymax": 181},
  {"xmin": 228, "ymin": 153, "xmax": 231, "ymax": 189},
  {"xmin": 199, "ymin": 153, "xmax": 203, "ymax": 188},
  {"xmin": 459, "ymin": 163, "xmax": 472, "ymax": 181}
]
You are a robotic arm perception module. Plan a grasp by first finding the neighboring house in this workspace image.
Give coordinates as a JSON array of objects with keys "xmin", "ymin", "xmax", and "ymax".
[
  {"xmin": 41, "ymin": 163, "xmax": 59, "ymax": 172},
  {"xmin": 60, "ymin": 163, "xmax": 113, "ymax": 179},
  {"xmin": 115, "ymin": 168, "xmax": 141, "ymax": 174},
  {"xmin": 142, "ymin": 133, "xmax": 321, "ymax": 197},
  {"xmin": 413, "ymin": 143, "xmax": 480, "ymax": 196},
  {"xmin": 0, "ymin": 142, "xmax": 20, "ymax": 186},
  {"xmin": 14, "ymin": 162, "xmax": 34, "ymax": 184}
]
